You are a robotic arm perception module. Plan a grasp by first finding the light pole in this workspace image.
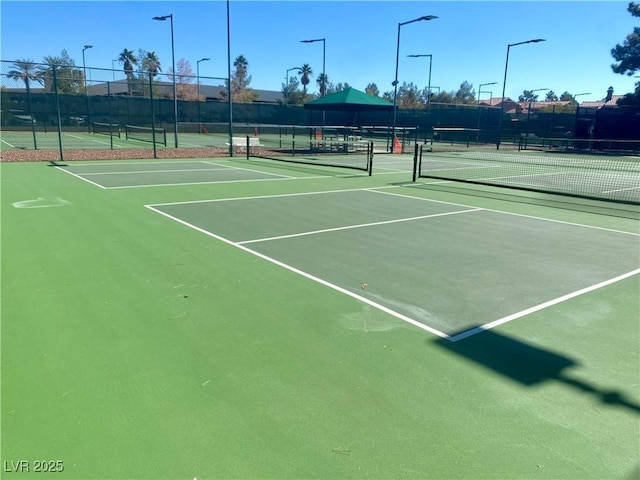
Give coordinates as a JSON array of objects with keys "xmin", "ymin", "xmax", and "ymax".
[
  {"xmin": 286, "ymin": 67, "xmax": 302, "ymax": 86},
  {"xmin": 392, "ymin": 15, "xmax": 438, "ymax": 153},
  {"xmin": 573, "ymin": 92, "xmax": 591, "ymax": 104},
  {"xmin": 197, "ymin": 57, "xmax": 210, "ymax": 128},
  {"xmin": 153, "ymin": 14, "xmax": 178, "ymax": 148},
  {"xmin": 82, "ymin": 45, "xmax": 93, "ymax": 133},
  {"xmin": 111, "ymin": 59, "xmax": 118, "ymax": 81},
  {"xmin": 285, "ymin": 67, "xmax": 302, "ymax": 105},
  {"xmin": 478, "ymin": 81, "xmax": 497, "ymax": 105},
  {"xmin": 407, "ymin": 54, "xmax": 433, "ymax": 109},
  {"xmin": 476, "ymin": 81, "xmax": 497, "ymax": 142},
  {"xmin": 300, "ymin": 38, "xmax": 325, "ymax": 96},
  {"xmin": 497, "ymin": 38, "xmax": 546, "ymax": 149},
  {"xmin": 526, "ymin": 87, "xmax": 549, "ymax": 137}
]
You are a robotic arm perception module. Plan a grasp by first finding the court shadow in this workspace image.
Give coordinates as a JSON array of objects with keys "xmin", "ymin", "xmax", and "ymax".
[
  {"xmin": 47, "ymin": 161, "xmax": 68, "ymax": 167},
  {"xmin": 434, "ymin": 329, "xmax": 640, "ymax": 414}
]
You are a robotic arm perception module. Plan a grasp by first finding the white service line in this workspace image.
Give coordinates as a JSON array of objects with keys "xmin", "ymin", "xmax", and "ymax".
[
  {"xmin": 2, "ymin": 139, "xmax": 16, "ymax": 148},
  {"xmin": 202, "ymin": 160, "xmax": 293, "ymax": 178},
  {"xmin": 238, "ymin": 208, "xmax": 481, "ymax": 244},
  {"xmin": 448, "ymin": 268, "xmax": 640, "ymax": 342},
  {"xmin": 54, "ymin": 166, "xmax": 107, "ymax": 189},
  {"xmin": 82, "ymin": 167, "xmax": 234, "ymax": 176},
  {"xmin": 144, "ymin": 204, "xmax": 451, "ymax": 340},
  {"xmin": 366, "ymin": 187, "xmax": 640, "ymax": 237}
]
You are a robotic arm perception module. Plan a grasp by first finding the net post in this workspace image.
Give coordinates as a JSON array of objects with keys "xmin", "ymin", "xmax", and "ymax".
[
  {"xmin": 412, "ymin": 143, "xmax": 419, "ymax": 182},
  {"xmin": 368, "ymin": 141, "xmax": 373, "ymax": 176},
  {"xmin": 246, "ymin": 135, "xmax": 250, "ymax": 160}
]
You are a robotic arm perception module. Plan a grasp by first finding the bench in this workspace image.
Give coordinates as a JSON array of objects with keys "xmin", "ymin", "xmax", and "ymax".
[{"xmin": 225, "ymin": 136, "xmax": 264, "ymax": 155}]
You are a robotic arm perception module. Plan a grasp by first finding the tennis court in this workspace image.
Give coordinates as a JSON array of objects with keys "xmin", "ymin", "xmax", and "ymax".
[{"xmin": 2, "ymin": 151, "xmax": 639, "ymax": 479}]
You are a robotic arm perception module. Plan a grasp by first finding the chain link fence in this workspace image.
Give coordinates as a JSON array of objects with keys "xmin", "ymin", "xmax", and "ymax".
[{"xmin": 1, "ymin": 59, "xmax": 581, "ymax": 158}]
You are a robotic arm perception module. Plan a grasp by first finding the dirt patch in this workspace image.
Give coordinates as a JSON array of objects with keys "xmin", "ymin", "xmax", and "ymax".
[{"xmin": 0, "ymin": 147, "xmax": 232, "ymax": 163}]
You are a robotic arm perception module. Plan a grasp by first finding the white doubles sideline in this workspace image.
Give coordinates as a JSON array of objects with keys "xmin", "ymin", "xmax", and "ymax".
[{"xmin": 145, "ymin": 187, "xmax": 640, "ymax": 341}]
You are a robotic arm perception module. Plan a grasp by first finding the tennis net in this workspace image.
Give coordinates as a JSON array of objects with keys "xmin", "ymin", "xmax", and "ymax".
[
  {"xmin": 91, "ymin": 122, "xmax": 120, "ymax": 138},
  {"xmin": 250, "ymin": 137, "xmax": 374, "ymax": 175},
  {"xmin": 125, "ymin": 125, "xmax": 167, "ymax": 146},
  {"xmin": 413, "ymin": 143, "xmax": 640, "ymax": 205}
]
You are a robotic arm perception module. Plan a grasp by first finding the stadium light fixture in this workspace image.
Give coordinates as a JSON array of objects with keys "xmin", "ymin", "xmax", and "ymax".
[
  {"xmin": 153, "ymin": 14, "xmax": 178, "ymax": 148},
  {"xmin": 497, "ymin": 38, "xmax": 546, "ymax": 149},
  {"xmin": 407, "ymin": 54, "xmax": 433, "ymax": 109},
  {"xmin": 392, "ymin": 15, "xmax": 438, "ymax": 153},
  {"xmin": 82, "ymin": 45, "xmax": 93, "ymax": 133},
  {"xmin": 197, "ymin": 58, "xmax": 210, "ymax": 127}
]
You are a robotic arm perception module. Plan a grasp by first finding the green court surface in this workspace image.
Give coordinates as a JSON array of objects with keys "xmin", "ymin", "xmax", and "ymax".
[{"xmin": 1, "ymin": 154, "xmax": 639, "ymax": 479}]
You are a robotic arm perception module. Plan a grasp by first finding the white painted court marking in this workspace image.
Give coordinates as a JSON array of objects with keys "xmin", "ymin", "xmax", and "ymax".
[
  {"xmin": 1, "ymin": 139, "xmax": 16, "ymax": 148},
  {"xmin": 448, "ymin": 268, "xmax": 640, "ymax": 342},
  {"xmin": 238, "ymin": 208, "xmax": 481, "ymax": 245},
  {"xmin": 146, "ymin": 186, "xmax": 639, "ymax": 341},
  {"xmin": 144, "ymin": 204, "xmax": 451, "ymax": 339},
  {"xmin": 54, "ymin": 165, "xmax": 107, "ymax": 189},
  {"xmin": 202, "ymin": 160, "xmax": 293, "ymax": 178},
  {"xmin": 81, "ymin": 167, "xmax": 235, "ymax": 176},
  {"xmin": 366, "ymin": 187, "xmax": 640, "ymax": 237}
]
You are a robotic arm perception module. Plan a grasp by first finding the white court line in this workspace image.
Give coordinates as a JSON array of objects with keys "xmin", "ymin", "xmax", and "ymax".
[
  {"xmin": 202, "ymin": 160, "xmax": 293, "ymax": 178},
  {"xmin": 448, "ymin": 268, "xmax": 640, "ymax": 342},
  {"xmin": 603, "ymin": 185, "xmax": 640, "ymax": 194},
  {"xmin": 54, "ymin": 166, "xmax": 107, "ymax": 189},
  {"xmin": 147, "ymin": 188, "xmax": 639, "ymax": 341},
  {"xmin": 238, "ymin": 208, "xmax": 481, "ymax": 245},
  {"xmin": 367, "ymin": 188, "xmax": 640, "ymax": 237},
  {"xmin": 82, "ymin": 167, "xmax": 233, "ymax": 176},
  {"xmin": 148, "ymin": 186, "xmax": 384, "ymax": 207},
  {"xmin": 1, "ymin": 139, "xmax": 16, "ymax": 148},
  {"xmin": 103, "ymin": 176, "xmax": 321, "ymax": 189},
  {"xmin": 144, "ymin": 205, "xmax": 451, "ymax": 340},
  {"xmin": 64, "ymin": 133, "xmax": 85, "ymax": 140}
]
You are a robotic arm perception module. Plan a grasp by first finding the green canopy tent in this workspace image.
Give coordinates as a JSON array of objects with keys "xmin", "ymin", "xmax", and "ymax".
[
  {"xmin": 304, "ymin": 87, "xmax": 397, "ymax": 149},
  {"xmin": 303, "ymin": 87, "xmax": 395, "ymax": 112}
]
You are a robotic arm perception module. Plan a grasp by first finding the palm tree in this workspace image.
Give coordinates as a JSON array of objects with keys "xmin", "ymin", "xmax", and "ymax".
[
  {"xmin": 7, "ymin": 59, "xmax": 43, "ymax": 93},
  {"xmin": 118, "ymin": 48, "xmax": 138, "ymax": 95},
  {"xmin": 300, "ymin": 64, "xmax": 313, "ymax": 94},
  {"xmin": 316, "ymin": 73, "xmax": 328, "ymax": 97},
  {"xmin": 142, "ymin": 51, "xmax": 162, "ymax": 78},
  {"xmin": 7, "ymin": 59, "xmax": 42, "ymax": 146}
]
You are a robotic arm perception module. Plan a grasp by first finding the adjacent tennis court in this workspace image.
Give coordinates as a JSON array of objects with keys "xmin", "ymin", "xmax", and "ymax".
[{"xmin": 2, "ymin": 152, "xmax": 639, "ymax": 479}]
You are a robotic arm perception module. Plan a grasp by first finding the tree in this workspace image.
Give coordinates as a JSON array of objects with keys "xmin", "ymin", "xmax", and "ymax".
[
  {"xmin": 300, "ymin": 64, "xmax": 313, "ymax": 94},
  {"xmin": 220, "ymin": 55, "xmax": 257, "ymax": 102},
  {"xmin": 8, "ymin": 59, "xmax": 43, "ymax": 93},
  {"xmin": 142, "ymin": 51, "xmax": 162, "ymax": 78},
  {"xmin": 398, "ymin": 82, "xmax": 422, "ymax": 107},
  {"xmin": 118, "ymin": 48, "xmax": 138, "ymax": 95},
  {"xmin": 170, "ymin": 59, "xmax": 197, "ymax": 100},
  {"xmin": 365, "ymin": 83, "xmax": 380, "ymax": 97},
  {"xmin": 454, "ymin": 81, "xmax": 475, "ymax": 104},
  {"xmin": 559, "ymin": 91, "xmax": 575, "ymax": 102},
  {"xmin": 280, "ymin": 76, "xmax": 308, "ymax": 105},
  {"xmin": 518, "ymin": 90, "xmax": 540, "ymax": 102},
  {"xmin": 39, "ymin": 50, "xmax": 83, "ymax": 93},
  {"xmin": 545, "ymin": 90, "xmax": 559, "ymax": 101},
  {"xmin": 316, "ymin": 73, "xmax": 328, "ymax": 96},
  {"xmin": 7, "ymin": 59, "xmax": 42, "ymax": 126},
  {"xmin": 610, "ymin": 2, "xmax": 640, "ymax": 76}
]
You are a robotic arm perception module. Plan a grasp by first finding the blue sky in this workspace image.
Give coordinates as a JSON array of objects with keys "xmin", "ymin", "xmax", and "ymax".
[{"xmin": 1, "ymin": 1, "xmax": 638, "ymax": 102}]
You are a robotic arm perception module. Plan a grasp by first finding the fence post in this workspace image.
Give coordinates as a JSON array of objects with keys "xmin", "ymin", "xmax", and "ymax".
[{"xmin": 52, "ymin": 65, "xmax": 64, "ymax": 163}]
